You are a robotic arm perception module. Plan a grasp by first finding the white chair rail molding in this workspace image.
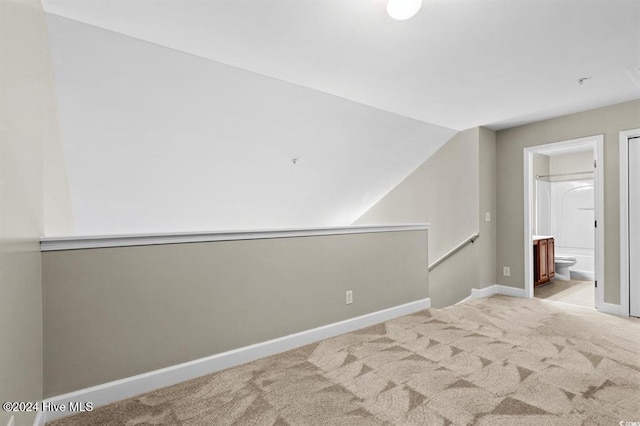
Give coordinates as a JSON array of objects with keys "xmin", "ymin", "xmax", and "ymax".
[{"xmin": 38, "ymin": 224, "xmax": 431, "ymax": 423}]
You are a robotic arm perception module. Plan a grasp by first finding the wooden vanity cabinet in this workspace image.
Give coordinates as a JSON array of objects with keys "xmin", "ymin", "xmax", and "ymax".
[
  {"xmin": 547, "ymin": 238, "xmax": 555, "ymax": 278},
  {"xmin": 534, "ymin": 237, "xmax": 555, "ymax": 287}
]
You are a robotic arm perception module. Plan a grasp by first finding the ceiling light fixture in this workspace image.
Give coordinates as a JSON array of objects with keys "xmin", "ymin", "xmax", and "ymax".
[{"xmin": 387, "ymin": 0, "xmax": 423, "ymax": 20}]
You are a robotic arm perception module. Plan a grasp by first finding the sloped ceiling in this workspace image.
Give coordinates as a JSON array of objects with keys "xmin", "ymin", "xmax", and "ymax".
[
  {"xmin": 44, "ymin": 0, "xmax": 640, "ymax": 130},
  {"xmin": 42, "ymin": 0, "xmax": 640, "ymax": 236},
  {"xmin": 45, "ymin": 15, "xmax": 455, "ymax": 235}
]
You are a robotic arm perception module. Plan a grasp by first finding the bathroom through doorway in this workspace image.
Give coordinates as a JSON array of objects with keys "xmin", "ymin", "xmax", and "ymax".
[{"xmin": 523, "ymin": 136, "xmax": 604, "ymax": 310}]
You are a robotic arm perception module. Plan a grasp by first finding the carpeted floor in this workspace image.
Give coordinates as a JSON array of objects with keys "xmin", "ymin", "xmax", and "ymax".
[
  {"xmin": 534, "ymin": 279, "xmax": 594, "ymax": 308},
  {"xmin": 49, "ymin": 296, "xmax": 640, "ymax": 425}
]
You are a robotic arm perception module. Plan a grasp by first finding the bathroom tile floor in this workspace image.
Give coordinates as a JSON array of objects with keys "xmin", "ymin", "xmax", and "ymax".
[{"xmin": 534, "ymin": 279, "xmax": 594, "ymax": 308}]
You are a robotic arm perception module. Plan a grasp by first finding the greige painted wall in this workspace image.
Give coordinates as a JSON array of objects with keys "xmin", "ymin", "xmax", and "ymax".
[
  {"xmin": 496, "ymin": 99, "xmax": 640, "ymax": 304},
  {"xmin": 533, "ymin": 153, "xmax": 550, "ymax": 179},
  {"xmin": 355, "ymin": 129, "xmax": 479, "ymax": 263},
  {"xmin": 354, "ymin": 127, "xmax": 497, "ymax": 307},
  {"xmin": 549, "ymin": 150, "xmax": 593, "ymax": 175},
  {"xmin": 42, "ymin": 230, "xmax": 428, "ymax": 396},
  {"xmin": 478, "ymin": 127, "xmax": 497, "ymax": 290},
  {"xmin": 0, "ymin": 0, "xmax": 54, "ymax": 424}
]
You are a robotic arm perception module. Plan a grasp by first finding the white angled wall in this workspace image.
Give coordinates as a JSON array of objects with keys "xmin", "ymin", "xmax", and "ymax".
[{"xmin": 45, "ymin": 15, "xmax": 455, "ymax": 236}]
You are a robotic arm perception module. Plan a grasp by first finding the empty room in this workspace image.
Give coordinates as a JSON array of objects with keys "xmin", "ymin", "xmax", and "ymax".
[{"xmin": 2, "ymin": 0, "xmax": 640, "ymax": 425}]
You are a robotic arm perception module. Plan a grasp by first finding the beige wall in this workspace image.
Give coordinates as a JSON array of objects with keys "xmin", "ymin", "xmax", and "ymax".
[
  {"xmin": 478, "ymin": 127, "xmax": 497, "ymax": 290},
  {"xmin": 549, "ymin": 150, "xmax": 593, "ymax": 175},
  {"xmin": 42, "ymin": 230, "xmax": 428, "ymax": 396},
  {"xmin": 532, "ymin": 153, "xmax": 550, "ymax": 179},
  {"xmin": 355, "ymin": 129, "xmax": 479, "ymax": 258},
  {"xmin": 496, "ymin": 99, "xmax": 640, "ymax": 304},
  {"xmin": 0, "ymin": 0, "xmax": 56, "ymax": 424},
  {"xmin": 355, "ymin": 127, "xmax": 497, "ymax": 307}
]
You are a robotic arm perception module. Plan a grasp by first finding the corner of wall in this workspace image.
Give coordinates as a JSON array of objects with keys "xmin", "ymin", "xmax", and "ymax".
[
  {"xmin": 478, "ymin": 127, "xmax": 497, "ymax": 289},
  {"xmin": 0, "ymin": 1, "xmax": 53, "ymax": 424},
  {"xmin": 354, "ymin": 127, "xmax": 499, "ymax": 308}
]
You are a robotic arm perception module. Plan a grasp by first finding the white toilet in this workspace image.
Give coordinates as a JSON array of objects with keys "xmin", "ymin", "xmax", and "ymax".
[{"xmin": 554, "ymin": 255, "xmax": 577, "ymax": 281}]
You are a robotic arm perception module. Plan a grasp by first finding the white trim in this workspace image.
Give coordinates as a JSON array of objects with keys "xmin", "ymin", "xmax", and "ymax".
[
  {"xmin": 495, "ymin": 284, "xmax": 527, "ymax": 298},
  {"xmin": 523, "ymin": 135, "xmax": 604, "ymax": 310},
  {"xmin": 40, "ymin": 224, "xmax": 430, "ymax": 251},
  {"xmin": 43, "ymin": 298, "xmax": 430, "ymax": 422},
  {"xmin": 620, "ymin": 128, "xmax": 640, "ymax": 318},
  {"xmin": 524, "ymin": 147, "xmax": 535, "ymax": 299},
  {"xmin": 594, "ymin": 136, "xmax": 605, "ymax": 310},
  {"xmin": 471, "ymin": 284, "xmax": 526, "ymax": 300},
  {"xmin": 472, "ymin": 285, "xmax": 500, "ymax": 299},
  {"xmin": 457, "ymin": 284, "xmax": 527, "ymax": 303},
  {"xmin": 455, "ymin": 295, "xmax": 473, "ymax": 305}
]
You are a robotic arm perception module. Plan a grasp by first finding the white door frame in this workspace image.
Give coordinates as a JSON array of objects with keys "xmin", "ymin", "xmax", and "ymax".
[
  {"xmin": 620, "ymin": 128, "xmax": 640, "ymax": 318},
  {"xmin": 523, "ymin": 135, "xmax": 604, "ymax": 310}
]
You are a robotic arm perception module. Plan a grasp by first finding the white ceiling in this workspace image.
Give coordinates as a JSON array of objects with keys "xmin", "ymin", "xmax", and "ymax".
[
  {"xmin": 44, "ymin": 14, "xmax": 456, "ymax": 235},
  {"xmin": 43, "ymin": 0, "xmax": 640, "ymax": 131},
  {"xmin": 40, "ymin": 0, "xmax": 640, "ymax": 235}
]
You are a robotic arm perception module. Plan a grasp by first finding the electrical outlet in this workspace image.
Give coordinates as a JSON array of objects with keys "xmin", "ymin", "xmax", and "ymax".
[
  {"xmin": 346, "ymin": 290, "xmax": 353, "ymax": 305},
  {"xmin": 503, "ymin": 266, "xmax": 511, "ymax": 277},
  {"xmin": 485, "ymin": 212, "xmax": 491, "ymax": 222}
]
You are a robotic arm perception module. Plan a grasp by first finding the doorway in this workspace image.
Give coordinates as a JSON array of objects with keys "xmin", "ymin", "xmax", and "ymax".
[
  {"xmin": 523, "ymin": 135, "xmax": 604, "ymax": 310},
  {"xmin": 620, "ymin": 128, "xmax": 640, "ymax": 318}
]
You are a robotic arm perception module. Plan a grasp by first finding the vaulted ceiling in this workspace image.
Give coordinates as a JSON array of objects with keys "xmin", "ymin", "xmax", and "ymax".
[
  {"xmin": 41, "ymin": 0, "xmax": 640, "ymax": 236},
  {"xmin": 44, "ymin": 0, "xmax": 640, "ymax": 130}
]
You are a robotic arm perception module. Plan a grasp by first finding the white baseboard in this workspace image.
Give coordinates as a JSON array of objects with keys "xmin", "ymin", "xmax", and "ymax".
[
  {"xmin": 42, "ymin": 298, "xmax": 430, "ymax": 423},
  {"xmin": 468, "ymin": 284, "xmax": 526, "ymax": 301},
  {"xmin": 494, "ymin": 285, "xmax": 527, "ymax": 298},
  {"xmin": 455, "ymin": 295, "xmax": 473, "ymax": 305}
]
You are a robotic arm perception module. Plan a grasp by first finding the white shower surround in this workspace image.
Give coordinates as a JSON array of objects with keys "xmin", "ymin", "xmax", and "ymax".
[{"xmin": 536, "ymin": 179, "xmax": 595, "ymax": 279}]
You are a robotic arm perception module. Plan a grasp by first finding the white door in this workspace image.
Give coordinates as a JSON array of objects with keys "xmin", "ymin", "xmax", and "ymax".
[{"xmin": 630, "ymin": 136, "xmax": 640, "ymax": 317}]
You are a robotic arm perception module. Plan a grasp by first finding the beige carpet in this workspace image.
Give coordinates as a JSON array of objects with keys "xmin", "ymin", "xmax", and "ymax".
[
  {"xmin": 534, "ymin": 279, "xmax": 594, "ymax": 308},
  {"xmin": 49, "ymin": 296, "xmax": 640, "ymax": 425}
]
